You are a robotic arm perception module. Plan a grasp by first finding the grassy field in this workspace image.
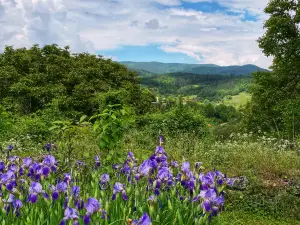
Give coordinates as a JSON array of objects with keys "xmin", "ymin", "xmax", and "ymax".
[
  {"xmin": 122, "ymin": 130, "xmax": 300, "ymax": 224},
  {"xmin": 222, "ymin": 92, "xmax": 251, "ymax": 108},
  {"xmin": 217, "ymin": 211, "xmax": 300, "ymax": 225}
]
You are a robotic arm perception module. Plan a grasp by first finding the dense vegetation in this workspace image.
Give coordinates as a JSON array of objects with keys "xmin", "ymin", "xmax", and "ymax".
[
  {"xmin": 0, "ymin": 0, "xmax": 300, "ymax": 224},
  {"xmin": 244, "ymin": 0, "xmax": 300, "ymax": 137},
  {"xmin": 141, "ymin": 73, "xmax": 251, "ymax": 101}
]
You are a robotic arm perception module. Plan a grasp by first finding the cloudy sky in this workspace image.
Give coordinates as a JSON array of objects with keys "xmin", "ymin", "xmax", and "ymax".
[{"xmin": 0, "ymin": 0, "xmax": 272, "ymax": 68}]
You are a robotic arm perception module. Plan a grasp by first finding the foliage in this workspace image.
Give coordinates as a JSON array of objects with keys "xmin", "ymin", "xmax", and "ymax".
[
  {"xmin": 136, "ymin": 106, "xmax": 209, "ymax": 139},
  {"xmin": 245, "ymin": 0, "xmax": 300, "ymax": 137},
  {"xmin": 0, "ymin": 104, "xmax": 12, "ymax": 138},
  {"xmin": 0, "ymin": 44, "xmax": 148, "ymax": 116},
  {"xmin": 141, "ymin": 73, "xmax": 251, "ymax": 101},
  {"xmin": 90, "ymin": 104, "xmax": 131, "ymax": 163}
]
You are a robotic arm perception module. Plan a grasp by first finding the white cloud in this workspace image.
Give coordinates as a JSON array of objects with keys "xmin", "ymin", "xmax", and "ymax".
[{"xmin": 0, "ymin": 0, "xmax": 272, "ymax": 68}]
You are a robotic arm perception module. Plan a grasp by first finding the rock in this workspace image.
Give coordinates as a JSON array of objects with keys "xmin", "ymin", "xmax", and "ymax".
[{"xmin": 230, "ymin": 176, "xmax": 249, "ymax": 190}]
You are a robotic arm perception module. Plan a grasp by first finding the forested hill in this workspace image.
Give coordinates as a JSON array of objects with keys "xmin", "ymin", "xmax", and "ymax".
[
  {"xmin": 120, "ymin": 61, "xmax": 268, "ymax": 75},
  {"xmin": 141, "ymin": 72, "xmax": 251, "ymax": 101}
]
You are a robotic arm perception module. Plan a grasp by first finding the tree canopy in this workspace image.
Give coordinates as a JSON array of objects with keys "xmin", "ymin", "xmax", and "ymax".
[
  {"xmin": 245, "ymin": 0, "xmax": 300, "ymax": 137},
  {"xmin": 0, "ymin": 44, "xmax": 154, "ymax": 117}
]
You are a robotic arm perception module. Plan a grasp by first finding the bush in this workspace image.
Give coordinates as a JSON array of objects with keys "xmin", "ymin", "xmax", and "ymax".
[
  {"xmin": 136, "ymin": 106, "xmax": 209, "ymax": 139},
  {"xmin": 0, "ymin": 104, "xmax": 12, "ymax": 138}
]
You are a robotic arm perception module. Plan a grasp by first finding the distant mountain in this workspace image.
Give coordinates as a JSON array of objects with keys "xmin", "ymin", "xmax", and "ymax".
[
  {"xmin": 120, "ymin": 61, "xmax": 267, "ymax": 75},
  {"xmin": 120, "ymin": 61, "xmax": 219, "ymax": 74},
  {"xmin": 184, "ymin": 64, "xmax": 267, "ymax": 75}
]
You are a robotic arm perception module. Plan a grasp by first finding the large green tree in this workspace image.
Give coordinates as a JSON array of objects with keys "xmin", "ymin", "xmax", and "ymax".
[
  {"xmin": 0, "ymin": 44, "xmax": 155, "ymax": 117},
  {"xmin": 245, "ymin": 0, "xmax": 300, "ymax": 137}
]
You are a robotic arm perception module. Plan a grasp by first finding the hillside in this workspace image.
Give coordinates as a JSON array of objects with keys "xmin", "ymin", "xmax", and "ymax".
[
  {"xmin": 119, "ymin": 61, "xmax": 219, "ymax": 74},
  {"xmin": 120, "ymin": 61, "xmax": 267, "ymax": 75},
  {"xmin": 141, "ymin": 72, "xmax": 251, "ymax": 101}
]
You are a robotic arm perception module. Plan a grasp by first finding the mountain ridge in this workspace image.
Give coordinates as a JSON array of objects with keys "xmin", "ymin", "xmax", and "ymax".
[{"xmin": 119, "ymin": 61, "xmax": 268, "ymax": 76}]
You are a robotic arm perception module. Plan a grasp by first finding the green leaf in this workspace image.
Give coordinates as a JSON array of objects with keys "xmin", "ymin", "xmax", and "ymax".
[
  {"xmin": 111, "ymin": 114, "xmax": 116, "ymax": 120},
  {"xmin": 53, "ymin": 120, "xmax": 64, "ymax": 124},
  {"xmin": 49, "ymin": 125, "xmax": 59, "ymax": 131},
  {"xmin": 99, "ymin": 139, "xmax": 107, "ymax": 149},
  {"xmin": 80, "ymin": 115, "xmax": 87, "ymax": 123}
]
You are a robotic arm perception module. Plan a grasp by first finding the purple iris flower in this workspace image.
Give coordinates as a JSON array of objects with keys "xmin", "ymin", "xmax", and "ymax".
[
  {"xmin": 52, "ymin": 191, "xmax": 59, "ymax": 200},
  {"xmin": 155, "ymin": 146, "xmax": 165, "ymax": 155},
  {"xmin": 43, "ymin": 155, "xmax": 56, "ymax": 167},
  {"xmin": 7, "ymin": 145, "xmax": 14, "ymax": 151},
  {"xmin": 200, "ymin": 188, "xmax": 217, "ymax": 200},
  {"xmin": 199, "ymin": 172, "xmax": 215, "ymax": 186},
  {"xmin": 0, "ymin": 161, "xmax": 5, "ymax": 172},
  {"xmin": 13, "ymin": 199, "xmax": 22, "ymax": 210},
  {"xmin": 100, "ymin": 173, "xmax": 109, "ymax": 185},
  {"xmin": 94, "ymin": 155, "xmax": 100, "ymax": 167},
  {"xmin": 132, "ymin": 213, "xmax": 152, "ymax": 225},
  {"xmin": 42, "ymin": 166, "xmax": 50, "ymax": 177},
  {"xmin": 112, "ymin": 182, "xmax": 128, "ymax": 201},
  {"xmin": 84, "ymin": 214, "xmax": 91, "ymax": 225},
  {"xmin": 181, "ymin": 162, "xmax": 190, "ymax": 173},
  {"xmin": 29, "ymin": 182, "xmax": 42, "ymax": 194},
  {"xmin": 63, "ymin": 207, "xmax": 79, "ymax": 220},
  {"xmin": 156, "ymin": 167, "xmax": 172, "ymax": 181},
  {"xmin": 64, "ymin": 173, "xmax": 71, "ymax": 183},
  {"xmin": 8, "ymin": 164, "xmax": 17, "ymax": 172},
  {"xmin": 75, "ymin": 199, "xmax": 84, "ymax": 210},
  {"xmin": 148, "ymin": 195, "xmax": 155, "ymax": 202},
  {"xmin": 23, "ymin": 157, "xmax": 32, "ymax": 167},
  {"xmin": 28, "ymin": 193, "xmax": 38, "ymax": 203},
  {"xmin": 19, "ymin": 167, "xmax": 24, "ymax": 176},
  {"xmin": 71, "ymin": 186, "xmax": 80, "ymax": 198},
  {"xmin": 138, "ymin": 160, "xmax": 152, "ymax": 177},
  {"xmin": 63, "ymin": 197, "xmax": 69, "ymax": 209},
  {"xmin": 56, "ymin": 181, "xmax": 68, "ymax": 193},
  {"xmin": 6, "ymin": 181, "xmax": 15, "ymax": 191},
  {"xmin": 9, "ymin": 156, "xmax": 18, "ymax": 162},
  {"xmin": 112, "ymin": 164, "xmax": 119, "ymax": 170},
  {"xmin": 121, "ymin": 164, "xmax": 131, "ymax": 176},
  {"xmin": 7, "ymin": 193, "xmax": 15, "ymax": 203},
  {"xmin": 202, "ymin": 199, "xmax": 211, "ymax": 212},
  {"xmin": 171, "ymin": 161, "xmax": 179, "ymax": 168},
  {"xmin": 85, "ymin": 198, "xmax": 100, "ymax": 214}
]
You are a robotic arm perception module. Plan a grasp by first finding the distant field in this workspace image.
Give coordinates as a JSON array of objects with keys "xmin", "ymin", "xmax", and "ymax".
[{"xmin": 222, "ymin": 92, "xmax": 251, "ymax": 108}]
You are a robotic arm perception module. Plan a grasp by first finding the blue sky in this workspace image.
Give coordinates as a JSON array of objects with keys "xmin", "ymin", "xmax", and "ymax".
[
  {"xmin": 0, "ymin": 0, "xmax": 272, "ymax": 68},
  {"xmin": 99, "ymin": 45, "xmax": 200, "ymax": 64}
]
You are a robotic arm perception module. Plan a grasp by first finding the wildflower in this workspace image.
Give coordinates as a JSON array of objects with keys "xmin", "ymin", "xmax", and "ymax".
[
  {"xmin": 95, "ymin": 155, "xmax": 100, "ymax": 167},
  {"xmin": 56, "ymin": 181, "xmax": 68, "ymax": 193},
  {"xmin": 112, "ymin": 182, "xmax": 128, "ymax": 201},
  {"xmin": 0, "ymin": 161, "xmax": 5, "ymax": 172},
  {"xmin": 60, "ymin": 207, "xmax": 79, "ymax": 225},
  {"xmin": 100, "ymin": 173, "xmax": 109, "ymax": 185},
  {"xmin": 132, "ymin": 213, "xmax": 151, "ymax": 225},
  {"xmin": 85, "ymin": 198, "xmax": 100, "ymax": 214},
  {"xmin": 181, "ymin": 162, "xmax": 190, "ymax": 173},
  {"xmin": 28, "ymin": 182, "xmax": 43, "ymax": 203},
  {"xmin": 42, "ymin": 166, "xmax": 50, "ymax": 177},
  {"xmin": 171, "ymin": 161, "xmax": 179, "ymax": 168},
  {"xmin": 71, "ymin": 186, "xmax": 80, "ymax": 199},
  {"xmin": 64, "ymin": 173, "xmax": 71, "ymax": 183}
]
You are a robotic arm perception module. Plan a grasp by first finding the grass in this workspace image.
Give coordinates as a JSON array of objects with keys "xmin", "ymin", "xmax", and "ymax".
[
  {"xmin": 122, "ymin": 130, "xmax": 300, "ymax": 224},
  {"xmin": 216, "ymin": 211, "xmax": 300, "ymax": 225},
  {"xmin": 222, "ymin": 92, "xmax": 251, "ymax": 108}
]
